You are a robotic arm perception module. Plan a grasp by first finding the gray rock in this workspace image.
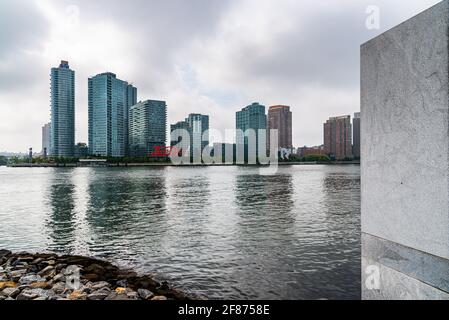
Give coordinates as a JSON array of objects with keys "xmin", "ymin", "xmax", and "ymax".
[
  {"xmin": 2, "ymin": 287, "xmax": 20, "ymax": 298},
  {"xmin": 19, "ymin": 274, "xmax": 46, "ymax": 285},
  {"xmin": 138, "ymin": 289, "xmax": 154, "ymax": 300},
  {"xmin": 97, "ymin": 287, "xmax": 111, "ymax": 294},
  {"xmin": 15, "ymin": 262, "xmax": 29, "ymax": 268},
  {"xmin": 91, "ymin": 281, "xmax": 110, "ymax": 290},
  {"xmin": 55, "ymin": 264, "xmax": 66, "ymax": 272},
  {"xmin": 116, "ymin": 280, "xmax": 128, "ymax": 288},
  {"xmin": 16, "ymin": 290, "xmax": 39, "ymax": 300},
  {"xmin": 17, "ymin": 288, "xmax": 55, "ymax": 300},
  {"xmin": 9, "ymin": 269, "xmax": 27, "ymax": 281},
  {"xmin": 5, "ymin": 257, "xmax": 15, "ymax": 266},
  {"xmin": 0, "ymin": 250, "xmax": 11, "ymax": 259},
  {"xmin": 87, "ymin": 291, "xmax": 109, "ymax": 300},
  {"xmin": 31, "ymin": 258, "xmax": 44, "ymax": 265},
  {"xmin": 51, "ymin": 282, "xmax": 67, "ymax": 294},
  {"xmin": 126, "ymin": 291, "xmax": 139, "ymax": 300},
  {"xmin": 16, "ymin": 284, "xmax": 30, "ymax": 291},
  {"xmin": 64, "ymin": 265, "xmax": 80, "ymax": 276},
  {"xmin": 53, "ymin": 273, "xmax": 65, "ymax": 283},
  {"xmin": 38, "ymin": 265, "xmax": 54, "ymax": 276},
  {"xmin": 104, "ymin": 292, "xmax": 130, "ymax": 301},
  {"xmin": 17, "ymin": 256, "xmax": 34, "ymax": 262},
  {"xmin": 80, "ymin": 286, "xmax": 92, "ymax": 294}
]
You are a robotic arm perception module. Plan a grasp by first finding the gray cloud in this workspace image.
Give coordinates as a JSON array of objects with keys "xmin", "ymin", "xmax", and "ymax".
[
  {"xmin": 0, "ymin": 0, "xmax": 49, "ymax": 94},
  {"xmin": 0, "ymin": 0, "xmax": 48, "ymax": 59},
  {"xmin": 0, "ymin": 0, "xmax": 443, "ymax": 152}
]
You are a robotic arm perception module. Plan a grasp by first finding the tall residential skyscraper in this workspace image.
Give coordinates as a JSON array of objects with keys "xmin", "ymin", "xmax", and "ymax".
[
  {"xmin": 353, "ymin": 112, "xmax": 361, "ymax": 159},
  {"xmin": 129, "ymin": 100, "xmax": 167, "ymax": 157},
  {"xmin": 170, "ymin": 114, "xmax": 209, "ymax": 159},
  {"xmin": 170, "ymin": 120, "xmax": 190, "ymax": 156},
  {"xmin": 88, "ymin": 72, "xmax": 137, "ymax": 157},
  {"xmin": 267, "ymin": 105, "xmax": 292, "ymax": 150},
  {"xmin": 51, "ymin": 60, "xmax": 75, "ymax": 157},
  {"xmin": 187, "ymin": 114, "xmax": 209, "ymax": 158},
  {"xmin": 125, "ymin": 84, "xmax": 138, "ymax": 156},
  {"xmin": 42, "ymin": 122, "xmax": 51, "ymax": 156},
  {"xmin": 236, "ymin": 102, "xmax": 267, "ymax": 158},
  {"xmin": 324, "ymin": 115, "xmax": 353, "ymax": 160}
]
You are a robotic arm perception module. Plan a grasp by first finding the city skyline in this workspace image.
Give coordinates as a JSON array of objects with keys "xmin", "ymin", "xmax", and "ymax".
[
  {"xmin": 42, "ymin": 59, "xmax": 362, "ymax": 159},
  {"xmin": 0, "ymin": 0, "xmax": 440, "ymax": 153}
]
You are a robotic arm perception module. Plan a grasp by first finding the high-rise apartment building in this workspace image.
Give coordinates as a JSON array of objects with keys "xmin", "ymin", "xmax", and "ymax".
[
  {"xmin": 187, "ymin": 114, "xmax": 209, "ymax": 158},
  {"xmin": 129, "ymin": 100, "xmax": 167, "ymax": 157},
  {"xmin": 236, "ymin": 102, "xmax": 267, "ymax": 159},
  {"xmin": 42, "ymin": 122, "xmax": 51, "ymax": 156},
  {"xmin": 125, "ymin": 84, "xmax": 138, "ymax": 156},
  {"xmin": 51, "ymin": 60, "xmax": 75, "ymax": 157},
  {"xmin": 170, "ymin": 114, "xmax": 209, "ymax": 159},
  {"xmin": 88, "ymin": 72, "xmax": 137, "ymax": 157},
  {"xmin": 170, "ymin": 120, "xmax": 190, "ymax": 156},
  {"xmin": 268, "ymin": 105, "xmax": 292, "ymax": 150},
  {"xmin": 324, "ymin": 115, "xmax": 353, "ymax": 160},
  {"xmin": 353, "ymin": 112, "xmax": 361, "ymax": 159}
]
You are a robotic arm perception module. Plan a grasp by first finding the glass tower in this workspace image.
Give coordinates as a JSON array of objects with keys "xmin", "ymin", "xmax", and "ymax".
[
  {"xmin": 51, "ymin": 60, "xmax": 75, "ymax": 157},
  {"xmin": 170, "ymin": 114, "xmax": 209, "ymax": 160},
  {"xmin": 170, "ymin": 120, "xmax": 190, "ymax": 157},
  {"xmin": 187, "ymin": 114, "xmax": 209, "ymax": 158},
  {"xmin": 88, "ymin": 73, "xmax": 137, "ymax": 157},
  {"xmin": 236, "ymin": 102, "xmax": 267, "ymax": 158},
  {"xmin": 129, "ymin": 100, "xmax": 167, "ymax": 157}
]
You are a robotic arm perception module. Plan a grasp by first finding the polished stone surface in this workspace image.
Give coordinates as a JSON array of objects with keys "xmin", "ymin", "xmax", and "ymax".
[
  {"xmin": 362, "ymin": 257, "xmax": 449, "ymax": 300},
  {"xmin": 362, "ymin": 233, "xmax": 449, "ymax": 294}
]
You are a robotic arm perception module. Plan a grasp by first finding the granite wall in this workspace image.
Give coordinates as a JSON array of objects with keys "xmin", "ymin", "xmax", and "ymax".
[{"xmin": 361, "ymin": 0, "xmax": 449, "ymax": 299}]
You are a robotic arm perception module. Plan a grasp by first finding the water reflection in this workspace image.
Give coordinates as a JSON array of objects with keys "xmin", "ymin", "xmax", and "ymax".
[
  {"xmin": 321, "ymin": 167, "xmax": 361, "ymax": 299},
  {"xmin": 235, "ymin": 171, "xmax": 295, "ymax": 216},
  {"xmin": 85, "ymin": 168, "xmax": 168, "ymax": 259},
  {"xmin": 1, "ymin": 165, "xmax": 361, "ymax": 300},
  {"xmin": 45, "ymin": 169, "xmax": 77, "ymax": 253},
  {"xmin": 231, "ymin": 169, "xmax": 297, "ymax": 299},
  {"xmin": 164, "ymin": 167, "xmax": 212, "ymax": 254}
]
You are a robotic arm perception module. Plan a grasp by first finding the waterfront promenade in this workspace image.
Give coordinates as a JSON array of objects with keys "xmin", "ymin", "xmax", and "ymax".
[{"xmin": 6, "ymin": 161, "xmax": 360, "ymax": 168}]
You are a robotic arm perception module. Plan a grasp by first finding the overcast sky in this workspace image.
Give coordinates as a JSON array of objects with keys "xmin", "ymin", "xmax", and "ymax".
[{"xmin": 0, "ymin": 0, "xmax": 441, "ymax": 152}]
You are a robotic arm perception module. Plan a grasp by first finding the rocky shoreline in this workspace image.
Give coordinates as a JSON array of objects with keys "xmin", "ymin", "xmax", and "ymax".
[{"xmin": 0, "ymin": 250, "xmax": 197, "ymax": 301}]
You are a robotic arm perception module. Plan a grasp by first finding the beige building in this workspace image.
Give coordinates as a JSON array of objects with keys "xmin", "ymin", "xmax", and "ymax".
[
  {"xmin": 267, "ymin": 105, "xmax": 292, "ymax": 151},
  {"xmin": 323, "ymin": 115, "xmax": 352, "ymax": 160}
]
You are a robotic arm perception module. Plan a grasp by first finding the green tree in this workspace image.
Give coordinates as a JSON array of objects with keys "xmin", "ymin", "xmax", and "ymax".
[{"xmin": 0, "ymin": 156, "xmax": 7, "ymax": 166}]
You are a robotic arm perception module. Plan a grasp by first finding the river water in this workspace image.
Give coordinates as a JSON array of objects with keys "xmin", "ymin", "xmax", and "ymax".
[{"xmin": 0, "ymin": 165, "xmax": 360, "ymax": 300}]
